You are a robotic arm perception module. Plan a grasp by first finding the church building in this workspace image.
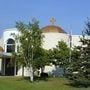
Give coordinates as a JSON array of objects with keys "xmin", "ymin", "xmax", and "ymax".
[{"xmin": 0, "ymin": 19, "xmax": 81, "ymax": 76}]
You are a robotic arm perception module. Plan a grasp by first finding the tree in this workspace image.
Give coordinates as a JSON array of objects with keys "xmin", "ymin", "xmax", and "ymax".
[
  {"xmin": 69, "ymin": 19, "xmax": 90, "ymax": 87},
  {"xmin": 51, "ymin": 41, "xmax": 70, "ymax": 75},
  {"xmin": 16, "ymin": 19, "xmax": 44, "ymax": 82},
  {"xmin": 33, "ymin": 48, "xmax": 50, "ymax": 73}
]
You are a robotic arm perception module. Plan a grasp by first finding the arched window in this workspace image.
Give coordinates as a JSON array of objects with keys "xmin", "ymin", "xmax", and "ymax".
[{"xmin": 7, "ymin": 39, "xmax": 15, "ymax": 53}]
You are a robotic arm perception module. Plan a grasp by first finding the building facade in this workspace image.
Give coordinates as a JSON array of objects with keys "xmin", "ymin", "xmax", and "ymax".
[{"xmin": 0, "ymin": 25, "xmax": 81, "ymax": 76}]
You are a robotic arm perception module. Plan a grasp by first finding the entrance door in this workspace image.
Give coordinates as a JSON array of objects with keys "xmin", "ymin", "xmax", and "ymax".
[{"xmin": 5, "ymin": 58, "xmax": 14, "ymax": 76}]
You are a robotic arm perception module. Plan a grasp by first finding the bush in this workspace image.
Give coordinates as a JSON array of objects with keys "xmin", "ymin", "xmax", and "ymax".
[{"xmin": 72, "ymin": 78, "xmax": 90, "ymax": 88}]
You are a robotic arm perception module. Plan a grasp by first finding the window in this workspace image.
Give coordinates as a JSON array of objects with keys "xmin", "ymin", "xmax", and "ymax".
[{"xmin": 7, "ymin": 39, "xmax": 15, "ymax": 53}]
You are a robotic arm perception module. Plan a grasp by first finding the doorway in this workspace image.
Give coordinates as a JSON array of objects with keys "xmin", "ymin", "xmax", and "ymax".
[{"xmin": 5, "ymin": 58, "xmax": 14, "ymax": 76}]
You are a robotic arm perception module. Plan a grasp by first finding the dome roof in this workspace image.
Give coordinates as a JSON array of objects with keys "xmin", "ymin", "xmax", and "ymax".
[
  {"xmin": 42, "ymin": 25, "xmax": 66, "ymax": 33},
  {"xmin": 0, "ymin": 46, "xmax": 4, "ymax": 52}
]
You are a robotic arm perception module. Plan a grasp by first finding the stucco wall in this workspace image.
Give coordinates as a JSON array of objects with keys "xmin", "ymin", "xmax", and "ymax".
[
  {"xmin": 3, "ymin": 28, "xmax": 19, "ymax": 53},
  {"xmin": 72, "ymin": 35, "xmax": 82, "ymax": 47},
  {"xmin": 43, "ymin": 33, "xmax": 69, "ymax": 49},
  {"xmin": 2, "ymin": 28, "xmax": 82, "ymax": 76},
  {"xmin": 0, "ymin": 58, "xmax": 2, "ymax": 74}
]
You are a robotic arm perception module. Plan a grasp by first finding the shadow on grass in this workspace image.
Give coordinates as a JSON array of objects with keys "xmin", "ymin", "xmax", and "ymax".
[
  {"xmin": 16, "ymin": 76, "xmax": 49, "ymax": 82},
  {"xmin": 65, "ymin": 81, "xmax": 90, "ymax": 88}
]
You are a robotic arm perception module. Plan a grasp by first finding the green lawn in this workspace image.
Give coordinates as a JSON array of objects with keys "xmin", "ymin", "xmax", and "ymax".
[{"xmin": 0, "ymin": 77, "xmax": 89, "ymax": 90}]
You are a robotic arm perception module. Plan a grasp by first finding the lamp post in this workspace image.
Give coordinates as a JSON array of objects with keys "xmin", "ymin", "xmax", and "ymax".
[{"xmin": 69, "ymin": 30, "xmax": 72, "ymax": 63}]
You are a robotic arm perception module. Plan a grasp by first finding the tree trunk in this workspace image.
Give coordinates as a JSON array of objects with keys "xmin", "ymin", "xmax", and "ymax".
[{"xmin": 30, "ymin": 66, "xmax": 34, "ymax": 82}]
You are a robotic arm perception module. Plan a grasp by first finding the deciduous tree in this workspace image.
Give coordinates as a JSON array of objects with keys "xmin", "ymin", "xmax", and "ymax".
[{"xmin": 16, "ymin": 19, "xmax": 44, "ymax": 82}]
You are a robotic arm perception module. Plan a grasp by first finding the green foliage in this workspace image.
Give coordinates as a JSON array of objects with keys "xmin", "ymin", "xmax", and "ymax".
[
  {"xmin": 14, "ymin": 19, "xmax": 50, "ymax": 80},
  {"xmin": 68, "ymin": 19, "xmax": 90, "ymax": 87},
  {"xmin": 33, "ymin": 48, "xmax": 49, "ymax": 70},
  {"xmin": 50, "ymin": 41, "xmax": 70, "ymax": 74},
  {"xmin": 16, "ymin": 19, "xmax": 43, "ymax": 67}
]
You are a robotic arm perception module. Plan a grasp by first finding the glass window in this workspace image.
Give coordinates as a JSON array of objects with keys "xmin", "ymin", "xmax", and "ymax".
[
  {"xmin": 7, "ymin": 39, "xmax": 15, "ymax": 53},
  {"xmin": 7, "ymin": 39, "xmax": 15, "ymax": 44}
]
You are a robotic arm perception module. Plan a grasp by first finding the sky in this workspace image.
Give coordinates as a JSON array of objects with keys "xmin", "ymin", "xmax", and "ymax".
[{"xmin": 0, "ymin": 0, "xmax": 90, "ymax": 37}]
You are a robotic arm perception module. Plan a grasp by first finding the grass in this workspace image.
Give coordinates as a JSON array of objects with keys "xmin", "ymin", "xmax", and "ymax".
[{"xmin": 0, "ymin": 76, "xmax": 90, "ymax": 90}]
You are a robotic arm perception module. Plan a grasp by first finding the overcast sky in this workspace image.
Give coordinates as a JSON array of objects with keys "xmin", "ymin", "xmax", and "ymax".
[{"xmin": 0, "ymin": 0, "xmax": 90, "ymax": 37}]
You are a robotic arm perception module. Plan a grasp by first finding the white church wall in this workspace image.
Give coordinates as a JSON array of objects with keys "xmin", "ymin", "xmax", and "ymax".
[
  {"xmin": 2, "ymin": 28, "xmax": 84, "ymax": 77},
  {"xmin": 43, "ymin": 33, "xmax": 69, "ymax": 49},
  {"xmin": 0, "ymin": 58, "xmax": 2, "ymax": 74},
  {"xmin": 71, "ymin": 35, "xmax": 82, "ymax": 48},
  {"xmin": 0, "ymin": 38, "xmax": 4, "ymax": 75},
  {"xmin": 17, "ymin": 67, "xmax": 30, "ymax": 76},
  {"xmin": 3, "ymin": 28, "xmax": 19, "ymax": 53}
]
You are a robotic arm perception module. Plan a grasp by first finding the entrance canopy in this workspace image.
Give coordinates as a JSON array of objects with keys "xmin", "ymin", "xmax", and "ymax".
[{"xmin": 0, "ymin": 52, "xmax": 11, "ymax": 58}]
